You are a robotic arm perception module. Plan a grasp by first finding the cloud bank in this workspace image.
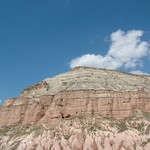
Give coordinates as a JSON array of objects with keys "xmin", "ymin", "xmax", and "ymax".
[{"xmin": 70, "ymin": 30, "xmax": 150, "ymax": 74}]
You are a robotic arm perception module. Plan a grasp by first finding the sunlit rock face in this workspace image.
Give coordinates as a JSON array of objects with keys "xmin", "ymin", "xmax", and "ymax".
[{"xmin": 1, "ymin": 67, "xmax": 150, "ymax": 150}]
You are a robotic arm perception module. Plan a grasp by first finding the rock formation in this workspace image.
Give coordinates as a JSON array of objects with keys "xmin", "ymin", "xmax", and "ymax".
[{"xmin": 0, "ymin": 66, "xmax": 150, "ymax": 149}]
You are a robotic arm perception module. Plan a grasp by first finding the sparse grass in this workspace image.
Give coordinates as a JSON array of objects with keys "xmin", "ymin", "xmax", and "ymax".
[
  {"xmin": 29, "ymin": 124, "xmax": 44, "ymax": 137},
  {"xmin": 145, "ymin": 125, "xmax": 150, "ymax": 135},
  {"xmin": 77, "ymin": 116, "xmax": 85, "ymax": 119},
  {"xmin": 143, "ymin": 112, "xmax": 150, "ymax": 121},
  {"xmin": 117, "ymin": 121, "xmax": 128, "ymax": 133},
  {"xmin": 0, "ymin": 127, "xmax": 11, "ymax": 136},
  {"xmin": 88, "ymin": 126, "xmax": 96, "ymax": 132},
  {"xmin": 64, "ymin": 115, "xmax": 85, "ymax": 120},
  {"xmin": 88, "ymin": 124, "xmax": 101, "ymax": 132},
  {"xmin": 136, "ymin": 122, "xmax": 144, "ymax": 132},
  {"xmin": 11, "ymin": 141, "xmax": 20, "ymax": 150},
  {"xmin": 64, "ymin": 134, "xmax": 71, "ymax": 140},
  {"xmin": 141, "ymin": 141, "xmax": 148, "ymax": 147},
  {"xmin": 0, "ymin": 124, "xmax": 45, "ymax": 138},
  {"xmin": 0, "ymin": 125, "xmax": 26, "ymax": 137}
]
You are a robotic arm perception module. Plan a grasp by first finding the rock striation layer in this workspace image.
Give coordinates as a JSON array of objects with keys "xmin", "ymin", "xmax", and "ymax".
[
  {"xmin": 1, "ymin": 67, "xmax": 150, "ymax": 150},
  {"xmin": 1, "ymin": 67, "xmax": 150, "ymax": 128}
]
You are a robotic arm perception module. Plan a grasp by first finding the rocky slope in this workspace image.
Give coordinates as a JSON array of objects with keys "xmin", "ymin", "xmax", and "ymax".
[{"xmin": 0, "ymin": 66, "xmax": 150, "ymax": 150}]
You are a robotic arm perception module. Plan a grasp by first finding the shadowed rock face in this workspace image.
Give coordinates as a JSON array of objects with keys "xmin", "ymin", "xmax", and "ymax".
[
  {"xmin": 1, "ymin": 67, "xmax": 150, "ymax": 150},
  {"xmin": 1, "ymin": 67, "xmax": 150, "ymax": 128}
]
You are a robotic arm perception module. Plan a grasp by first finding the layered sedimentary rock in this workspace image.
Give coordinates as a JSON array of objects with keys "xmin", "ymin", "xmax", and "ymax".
[
  {"xmin": 1, "ymin": 67, "xmax": 150, "ymax": 149},
  {"xmin": 1, "ymin": 67, "xmax": 150, "ymax": 128}
]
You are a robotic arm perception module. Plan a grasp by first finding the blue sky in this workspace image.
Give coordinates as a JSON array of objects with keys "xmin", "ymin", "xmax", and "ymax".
[{"xmin": 0, "ymin": 0, "xmax": 150, "ymax": 102}]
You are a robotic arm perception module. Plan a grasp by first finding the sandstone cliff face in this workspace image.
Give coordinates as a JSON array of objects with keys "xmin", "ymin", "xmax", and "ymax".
[
  {"xmin": 1, "ymin": 67, "xmax": 150, "ymax": 128},
  {"xmin": 1, "ymin": 67, "xmax": 150, "ymax": 150}
]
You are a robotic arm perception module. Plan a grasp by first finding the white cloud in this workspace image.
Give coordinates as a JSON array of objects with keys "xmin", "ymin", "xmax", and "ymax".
[
  {"xmin": 108, "ymin": 30, "xmax": 149, "ymax": 69},
  {"xmin": 130, "ymin": 70, "xmax": 149, "ymax": 75},
  {"xmin": 70, "ymin": 29, "xmax": 150, "ymax": 73},
  {"xmin": 70, "ymin": 54, "xmax": 121, "ymax": 69}
]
